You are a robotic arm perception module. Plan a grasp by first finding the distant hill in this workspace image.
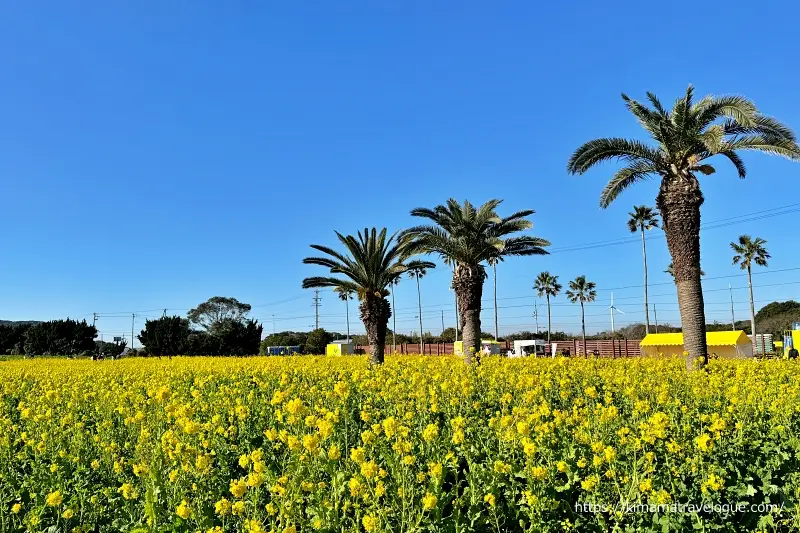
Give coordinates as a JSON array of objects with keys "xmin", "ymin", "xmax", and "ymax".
[
  {"xmin": 0, "ymin": 320, "xmax": 41, "ymax": 326},
  {"xmin": 755, "ymin": 301, "xmax": 800, "ymax": 337}
]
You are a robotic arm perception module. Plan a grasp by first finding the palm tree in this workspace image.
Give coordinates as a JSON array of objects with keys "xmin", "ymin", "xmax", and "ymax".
[
  {"xmin": 401, "ymin": 199, "xmax": 550, "ymax": 363},
  {"xmin": 334, "ymin": 287, "xmax": 354, "ymax": 343},
  {"xmin": 568, "ymin": 86, "xmax": 800, "ymax": 369},
  {"xmin": 389, "ymin": 275, "xmax": 401, "ymax": 353},
  {"xmin": 665, "ymin": 263, "xmax": 704, "ymax": 278},
  {"xmin": 566, "ymin": 276, "xmax": 596, "ymax": 356},
  {"xmin": 627, "ymin": 206, "xmax": 659, "ymax": 335},
  {"xmin": 408, "ymin": 263, "xmax": 435, "ymax": 353},
  {"xmin": 731, "ymin": 235, "xmax": 770, "ymax": 345},
  {"xmin": 534, "ymin": 271, "xmax": 562, "ymax": 350},
  {"xmin": 302, "ymin": 228, "xmax": 432, "ymax": 364}
]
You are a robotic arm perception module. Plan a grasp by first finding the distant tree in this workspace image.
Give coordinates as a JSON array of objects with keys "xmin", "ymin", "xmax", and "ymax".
[
  {"xmin": 138, "ymin": 316, "xmax": 191, "ymax": 357},
  {"xmin": 627, "ymin": 206, "xmax": 659, "ymax": 334},
  {"xmin": 408, "ymin": 263, "xmax": 434, "ymax": 353},
  {"xmin": 0, "ymin": 323, "xmax": 33, "ymax": 355},
  {"xmin": 568, "ymin": 86, "xmax": 800, "ymax": 369},
  {"xmin": 260, "ymin": 331, "xmax": 308, "ymax": 354},
  {"xmin": 566, "ymin": 276, "xmax": 597, "ymax": 355},
  {"xmin": 23, "ymin": 319, "xmax": 97, "ymax": 356},
  {"xmin": 187, "ymin": 296, "xmax": 252, "ymax": 335},
  {"xmin": 732, "ymin": 235, "xmax": 770, "ymax": 344},
  {"xmin": 438, "ymin": 327, "xmax": 457, "ymax": 343},
  {"xmin": 305, "ymin": 328, "xmax": 332, "ymax": 355},
  {"xmin": 218, "ymin": 319, "xmax": 263, "ymax": 356},
  {"xmin": 334, "ymin": 287, "xmax": 355, "ymax": 342},
  {"xmin": 96, "ymin": 339, "xmax": 127, "ymax": 358},
  {"xmin": 302, "ymin": 227, "xmax": 431, "ymax": 364},
  {"xmin": 534, "ymin": 271, "xmax": 562, "ymax": 346}
]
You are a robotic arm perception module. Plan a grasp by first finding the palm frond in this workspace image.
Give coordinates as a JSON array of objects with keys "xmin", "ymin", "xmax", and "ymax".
[
  {"xmin": 567, "ymin": 138, "xmax": 663, "ymax": 175},
  {"xmin": 599, "ymin": 162, "xmax": 658, "ymax": 208}
]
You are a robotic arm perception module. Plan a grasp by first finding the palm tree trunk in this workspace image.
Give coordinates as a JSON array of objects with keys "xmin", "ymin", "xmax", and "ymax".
[
  {"xmin": 748, "ymin": 265, "xmax": 756, "ymax": 351},
  {"xmin": 360, "ymin": 295, "xmax": 391, "ymax": 365},
  {"xmin": 390, "ymin": 283, "xmax": 396, "ymax": 354},
  {"xmin": 657, "ymin": 178, "xmax": 708, "ymax": 370},
  {"xmin": 416, "ymin": 276, "xmax": 424, "ymax": 354},
  {"xmin": 493, "ymin": 263, "xmax": 499, "ymax": 340},
  {"xmin": 453, "ymin": 264, "xmax": 484, "ymax": 364},
  {"xmin": 546, "ymin": 294, "xmax": 553, "ymax": 358},
  {"xmin": 641, "ymin": 228, "xmax": 650, "ymax": 335},
  {"xmin": 580, "ymin": 300, "xmax": 586, "ymax": 356}
]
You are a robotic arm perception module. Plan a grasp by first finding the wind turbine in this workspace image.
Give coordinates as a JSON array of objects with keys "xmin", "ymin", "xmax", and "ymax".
[{"xmin": 607, "ymin": 292, "xmax": 625, "ymax": 336}]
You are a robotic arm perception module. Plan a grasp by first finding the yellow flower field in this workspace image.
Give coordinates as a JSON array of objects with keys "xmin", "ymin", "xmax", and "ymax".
[{"xmin": 1, "ymin": 356, "xmax": 799, "ymax": 532}]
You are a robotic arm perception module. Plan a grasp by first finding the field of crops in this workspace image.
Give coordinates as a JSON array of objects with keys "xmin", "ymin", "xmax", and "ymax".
[{"xmin": 1, "ymin": 356, "xmax": 799, "ymax": 532}]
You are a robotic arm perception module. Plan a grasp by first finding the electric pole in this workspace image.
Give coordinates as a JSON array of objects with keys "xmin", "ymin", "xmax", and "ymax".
[
  {"xmin": 93, "ymin": 312, "xmax": 97, "ymax": 327},
  {"xmin": 131, "ymin": 313, "xmax": 135, "ymax": 349},
  {"xmin": 534, "ymin": 299, "xmax": 539, "ymax": 333},
  {"xmin": 163, "ymin": 309, "xmax": 167, "ymax": 317},
  {"xmin": 441, "ymin": 310, "xmax": 445, "ymax": 336},
  {"xmin": 313, "ymin": 289, "xmax": 321, "ymax": 330},
  {"xmin": 729, "ymin": 284, "xmax": 736, "ymax": 330},
  {"xmin": 653, "ymin": 304, "xmax": 658, "ymax": 333}
]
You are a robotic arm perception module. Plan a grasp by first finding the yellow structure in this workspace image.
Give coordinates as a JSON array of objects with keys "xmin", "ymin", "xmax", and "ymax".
[
  {"xmin": 325, "ymin": 340, "xmax": 353, "ymax": 356},
  {"xmin": 640, "ymin": 331, "xmax": 753, "ymax": 358},
  {"xmin": 454, "ymin": 340, "xmax": 502, "ymax": 356}
]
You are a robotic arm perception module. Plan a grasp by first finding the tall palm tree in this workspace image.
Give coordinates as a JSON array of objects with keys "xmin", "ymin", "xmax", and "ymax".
[
  {"xmin": 302, "ymin": 228, "xmax": 432, "ymax": 365},
  {"xmin": 627, "ymin": 206, "xmax": 659, "ymax": 335},
  {"xmin": 566, "ymin": 276, "xmax": 596, "ymax": 356},
  {"xmin": 568, "ymin": 86, "xmax": 800, "ymax": 369},
  {"xmin": 334, "ymin": 287, "xmax": 354, "ymax": 342},
  {"xmin": 534, "ymin": 271, "xmax": 562, "ymax": 350},
  {"xmin": 731, "ymin": 235, "xmax": 770, "ymax": 345},
  {"xmin": 401, "ymin": 199, "xmax": 550, "ymax": 363},
  {"xmin": 408, "ymin": 263, "xmax": 435, "ymax": 353},
  {"xmin": 389, "ymin": 275, "xmax": 401, "ymax": 353}
]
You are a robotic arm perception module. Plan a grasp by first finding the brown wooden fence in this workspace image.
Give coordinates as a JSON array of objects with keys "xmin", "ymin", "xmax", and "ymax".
[{"xmin": 356, "ymin": 339, "xmax": 642, "ymax": 357}]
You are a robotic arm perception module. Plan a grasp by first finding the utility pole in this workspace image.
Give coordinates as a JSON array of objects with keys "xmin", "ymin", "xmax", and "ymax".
[
  {"xmin": 653, "ymin": 304, "xmax": 658, "ymax": 333},
  {"xmin": 131, "ymin": 313, "xmax": 135, "ymax": 349},
  {"xmin": 93, "ymin": 312, "xmax": 97, "ymax": 328},
  {"xmin": 272, "ymin": 314, "xmax": 276, "ymax": 335},
  {"xmin": 313, "ymin": 289, "xmax": 321, "ymax": 330},
  {"xmin": 729, "ymin": 284, "xmax": 736, "ymax": 330},
  {"xmin": 163, "ymin": 309, "xmax": 167, "ymax": 317},
  {"xmin": 534, "ymin": 299, "xmax": 539, "ymax": 333},
  {"xmin": 441, "ymin": 310, "xmax": 445, "ymax": 336}
]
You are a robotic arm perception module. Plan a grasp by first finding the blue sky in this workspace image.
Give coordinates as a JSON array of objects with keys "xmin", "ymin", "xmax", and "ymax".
[{"xmin": 2, "ymin": 1, "xmax": 800, "ymax": 345}]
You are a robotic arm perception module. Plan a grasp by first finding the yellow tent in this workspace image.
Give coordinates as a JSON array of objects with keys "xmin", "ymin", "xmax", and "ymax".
[{"xmin": 640, "ymin": 331, "xmax": 753, "ymax": 358}]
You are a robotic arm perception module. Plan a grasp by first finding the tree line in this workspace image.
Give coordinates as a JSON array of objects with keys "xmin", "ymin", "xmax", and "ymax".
[{"xmin": 302, "ymin": 87, "xmax": 800, "ymax": 368}]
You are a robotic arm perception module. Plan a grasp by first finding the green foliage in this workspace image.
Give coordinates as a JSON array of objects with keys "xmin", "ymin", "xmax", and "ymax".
[
  {"xmin": 0, "ymin": 323, "xmax": 33, "ymax": 355},
  {"xmin": 627, "ymin": 205, "xmax": 659, "ymax": 233},
  {"xmin": 566, "ymin": 276, "xmax": 597, "ymax": 303},
  {"xmin": 22, "ymin": 319, "xmax": 97, "ymax": 356},
  {"xmin": 568, "ymin": 86, "xmax": 800, "ymax": 207},
  {"xmin": 137, "ymin": 316, "xmax": 191, "ymax": 356},
  {"xmin": 260, "ymin": 331, "xmax": 308, "ymax": 354},
  {"xmin": 187, "ymin": 296, "xmax": 252, "ymax": 334},
  {"xmin": 753, "ymin": 301, "xmax": 800, "ymax": 338},
  {"xmin": 96, "ymin": 339, "xmax": 127, "ymax": 358},
  {"xmin": 731, "ymin": 235, "xmax": 770, "ymax": 270},
  {"xmin": 401, "ymin": 199, "xmax": 550, "ymax": 268},
  {"xmin": 302, "ymin": 227, "xmax": 432, "ymax": 298},
  {"xmin": 304, "ymin": 328, "xmax": 332, "ymax": 355}
]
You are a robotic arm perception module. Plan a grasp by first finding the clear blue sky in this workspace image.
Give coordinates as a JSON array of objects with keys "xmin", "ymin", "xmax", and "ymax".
[{"xmin": 3, "ymin": 1, "xmax": 800, "ymax": 345}]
